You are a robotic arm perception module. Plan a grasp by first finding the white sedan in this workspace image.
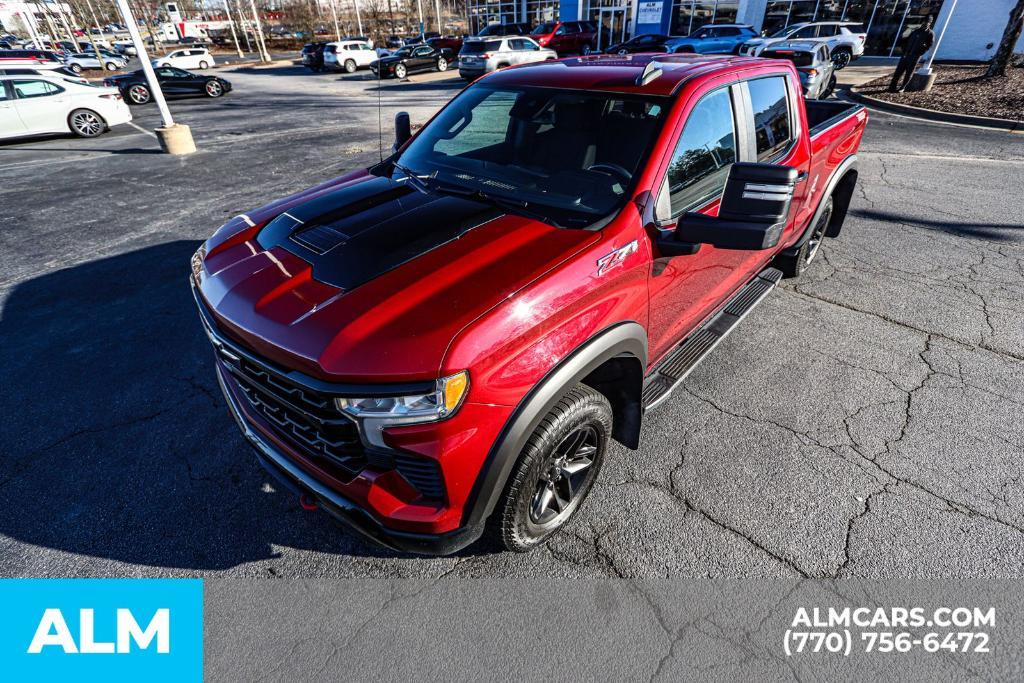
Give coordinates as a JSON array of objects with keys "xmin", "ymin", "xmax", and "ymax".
[
  {"xmin": 0, "ymin": 74, "xmax": 132, "ymax": 139},
  {"xmin": 153, "ymin": 48, "xmax": 215, "ymax": 70}
]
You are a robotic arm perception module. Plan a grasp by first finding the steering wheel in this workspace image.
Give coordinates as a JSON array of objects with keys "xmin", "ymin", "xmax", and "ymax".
[{"xmin": 586, "ymin": 162, "xmax": 632, "ymax": 184}]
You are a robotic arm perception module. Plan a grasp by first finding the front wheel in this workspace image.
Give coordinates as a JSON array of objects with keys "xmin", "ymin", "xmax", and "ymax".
[
  {"xmin": 104, "ymin": 62, "xmax": 117, "ymax": 70},
  {"xmin": 198, "ymin": 60, "xmax": 209, "ymax": 69},
  {"xmin": 490, "ymin": 384, "xmax": 611, "ymax": 552},
  {"xmin": 581, "ymin": 43, "xmax": 592, "ymax": 56},
  {"xmin": 436, "ymin": 57, "xmax": 448, "ymax": 72},
  {"xmin": 69, "ymin": 63, "xmax": 83, "ymax": 73},
  {"xmin": 68, "ymin": 108, "xmax": 106, "ymax": 137},
  {"xmin": 205, "ymin": 80, "xmax": 224, "ymax": 97},
  {"xmin": 394, "ymin": 63, "xmax": 407, "ymax": 79}
]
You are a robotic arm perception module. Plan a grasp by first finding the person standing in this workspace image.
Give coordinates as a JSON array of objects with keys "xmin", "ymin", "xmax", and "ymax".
[{"xmin": 889, "ymin": 16, "xmax": 936, "ymax": 92}]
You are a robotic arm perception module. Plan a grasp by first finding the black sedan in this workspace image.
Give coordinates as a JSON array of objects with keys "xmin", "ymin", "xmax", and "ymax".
[
  {"xmin": 370, "ymin": 44, "xmax": 452, "ymax": 79},
  {"xmin": 103, "ymin": 66, "xmax": 232, "ymax": 105},
  {"xmin": 604, "ymin": 33, "xmax": 671, "ymax": 55}
]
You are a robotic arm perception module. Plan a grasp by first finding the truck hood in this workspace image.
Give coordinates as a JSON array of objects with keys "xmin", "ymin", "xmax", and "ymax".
[{"xmin": 195, "ymin": 172, "xmax": 599, "ymax": 383}]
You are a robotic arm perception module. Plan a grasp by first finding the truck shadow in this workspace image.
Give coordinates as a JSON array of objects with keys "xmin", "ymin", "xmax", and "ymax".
[{"xmin": 0, "ymin": 240, "xmax": 483, "ymax": 572}]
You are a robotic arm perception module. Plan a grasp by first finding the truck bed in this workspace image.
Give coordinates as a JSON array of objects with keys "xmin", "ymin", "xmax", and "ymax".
[{"xmin": 806, "ymin": 100, "xmax": 865, "ymax": 138}]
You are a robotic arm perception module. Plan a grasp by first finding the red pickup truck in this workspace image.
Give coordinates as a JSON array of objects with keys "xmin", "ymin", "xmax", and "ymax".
[{"xmin": 191, "ymin": 54, "xmax": 866, "ymax": 554}]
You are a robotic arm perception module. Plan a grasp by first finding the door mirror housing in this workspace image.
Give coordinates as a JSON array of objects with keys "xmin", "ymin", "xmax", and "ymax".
[
  {"xmin": 393, "ymin": 111, "xmax": 411, "ymax": 151},
  {"xmin": 655, "ymin": 162, "xmax": 799, "ymax": 254}
]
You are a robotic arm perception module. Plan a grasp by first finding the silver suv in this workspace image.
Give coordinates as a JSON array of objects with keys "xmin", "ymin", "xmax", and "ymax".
[{"xmin": 458, "ymin": 37, "xmax": 557, "ymax": 81}]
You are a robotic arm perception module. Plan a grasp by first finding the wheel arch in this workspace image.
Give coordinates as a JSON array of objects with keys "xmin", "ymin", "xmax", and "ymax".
[
  {"xmin": 788, "ymin": 154, "xmax": 858, "ymax": 251},
  {"xmin": 461, "ymin": 321, "xmax": 647, "ymax": 528}
]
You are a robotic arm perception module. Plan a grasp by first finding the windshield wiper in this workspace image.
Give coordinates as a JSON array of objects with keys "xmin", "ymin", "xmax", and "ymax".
[
  {"xmin": 431, "ymin": 183, "xmax": 557, "ymax": 225},
  {"xmin": 392, "ymin": 161, "xmax": 436, "ymax": 195}
]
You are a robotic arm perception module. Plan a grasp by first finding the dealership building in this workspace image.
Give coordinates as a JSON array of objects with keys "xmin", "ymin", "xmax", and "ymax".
[{"xmin": 469, "ymin": 0, "xmax": 1024, "ymax": 60}]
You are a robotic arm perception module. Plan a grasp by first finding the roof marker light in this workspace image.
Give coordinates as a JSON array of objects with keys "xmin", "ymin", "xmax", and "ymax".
[{"xmin": 637, "ymin": 60, "xmax": 663, "ymax": 86}]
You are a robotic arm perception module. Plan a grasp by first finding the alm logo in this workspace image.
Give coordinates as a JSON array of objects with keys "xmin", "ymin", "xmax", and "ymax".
[{"xmin": 28, "ymin": 608, "xmax": 170, "ymax": 654}]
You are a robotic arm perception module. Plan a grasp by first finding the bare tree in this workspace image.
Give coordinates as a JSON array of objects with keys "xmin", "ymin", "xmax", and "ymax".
[{"xmin": 986, "ymin": 0, "xmax": 1024, "ymax": 77}]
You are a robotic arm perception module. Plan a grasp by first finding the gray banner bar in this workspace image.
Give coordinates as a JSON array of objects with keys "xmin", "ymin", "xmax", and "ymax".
[{"xmin": 205, "ymin": 580, "xmax": 1021, "ymax": 681}]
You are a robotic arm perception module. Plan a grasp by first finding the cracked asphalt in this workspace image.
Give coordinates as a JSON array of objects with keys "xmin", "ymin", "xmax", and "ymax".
[{"xmin": 1, "ymin": 66, "xmax": 1022, "ymax": 581}]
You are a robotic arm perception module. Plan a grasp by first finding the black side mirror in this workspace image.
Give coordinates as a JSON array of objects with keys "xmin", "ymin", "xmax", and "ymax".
[
  {"xmin": 656, "ymin": 162, "xmax": 799, "ymax": 254},
  {"xmin": 394, "ymin": 111, "xmax": 411, "ymax": 151}
]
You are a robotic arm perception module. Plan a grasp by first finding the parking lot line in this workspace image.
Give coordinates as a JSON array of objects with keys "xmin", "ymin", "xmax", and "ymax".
[{"xmin": 127, "ymin": 121, "xmax": 159, "ymax": 138}]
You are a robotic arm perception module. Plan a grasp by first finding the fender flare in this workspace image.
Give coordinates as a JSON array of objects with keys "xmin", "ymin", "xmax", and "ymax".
[
  {"xmin": 788, "ymin": 154, "xmax": 858, "ymax": 251},
  {"xmin": 460, "ymin": 321, "xmax": 648, "ymax": 528}
]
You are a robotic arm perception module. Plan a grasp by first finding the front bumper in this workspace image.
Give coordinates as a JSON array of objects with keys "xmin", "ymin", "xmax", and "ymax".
[
  {"xmin": 191, "ymin": 279, "xmax": 502, "ymax": 555},
  {"xmin": 215, "ymin": 361, "xmax": 485, "ymax": 555}
]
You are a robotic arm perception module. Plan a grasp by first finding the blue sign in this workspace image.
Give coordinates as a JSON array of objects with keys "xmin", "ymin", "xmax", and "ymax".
[{"xmin": 0, "ymin": 579, "xmax": 203, "ymax": 682}]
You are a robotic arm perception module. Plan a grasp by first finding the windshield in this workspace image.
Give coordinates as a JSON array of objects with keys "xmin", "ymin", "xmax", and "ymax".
[
  {"xmin": 393, "ymin": 47, "xmax": 412, "ymax": 57},
  {"xmin": 392, "ymin": 85, "xmax": 666, "ymax": 227},
  {"xmin": 532, "ymin": 23, "xmax": 557, "ymax": 35},
  {"xmin": 770, "ymin": 25, "xmax": 798, "ymax": 38}
]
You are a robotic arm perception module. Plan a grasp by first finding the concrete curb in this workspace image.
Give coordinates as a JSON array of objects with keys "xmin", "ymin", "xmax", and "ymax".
[
  {"xmin": 214, "ymin": 58, "xmax": 299, "ymax": 72},
  {"xmin": 849, "ymin": 85, "xmax": 1024, "ymax": 132}
]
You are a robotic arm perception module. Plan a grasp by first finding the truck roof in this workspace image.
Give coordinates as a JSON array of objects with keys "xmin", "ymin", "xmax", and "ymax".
[{"xmin": 484, "ymin": 53, "xmax": 770, "ymax": 96}]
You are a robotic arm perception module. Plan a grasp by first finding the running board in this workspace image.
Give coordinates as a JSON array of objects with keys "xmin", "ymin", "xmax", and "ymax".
[{"xmin": 642, "ymin": 267, "xmax": 783, "ymax": 410}]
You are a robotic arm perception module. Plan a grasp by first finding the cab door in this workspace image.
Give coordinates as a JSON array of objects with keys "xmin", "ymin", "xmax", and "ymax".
[
  {"xmin": 0, "ymin": 81, "xmax": 27, "ymax": 138},
  {"xmin": 645, "ymin": 71, "xmax": 810, "ymax": 361},
  {"xmin": 10, "ymin": 79, "xmax": 68, "ymax": 134}
]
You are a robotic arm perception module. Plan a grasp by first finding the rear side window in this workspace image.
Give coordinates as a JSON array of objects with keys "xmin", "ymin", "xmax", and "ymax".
[
  {"xmin": 12, "ymin": 79, "xmax": 63, "ymax": 98},
  {"xmin": 748, "ymin": 76, "xmax": 792, "ymax": 160},
  {"xmin": 665, "ymin": 88, "xmax": 737, "ymax": 214}
]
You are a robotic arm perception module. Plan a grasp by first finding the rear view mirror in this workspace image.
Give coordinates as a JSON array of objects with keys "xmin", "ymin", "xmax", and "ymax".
[
  {"xmin": 658, "ymin": 163, "xmax": 799, "ymax": 254},
  {"xmin": 394, "ymin": 111, "xmax": 411, "ymax": 151}
]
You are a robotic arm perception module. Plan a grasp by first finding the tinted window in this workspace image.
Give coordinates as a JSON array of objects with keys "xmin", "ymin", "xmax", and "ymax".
[
  {"xmin": 532, "ymin": 23, "xmax": 557, "ymax": 35},
  {"xmin": 818, "ymin": 24, "xmax": 838, "ymax": 36},
  {"xmin": 0, "ymin": 83, "xmax": 10, "ymax": 101},
  {"xmin": 748, "ymin": 76, "xmax": 791, "ymax": 160},
  {"xmin": 791, "ymin": 26, "xmax": 817, "ymax": 38},
  {"xmin": 463, "ymin": 40, "xmax": 502, "ymax": 53},
  {"xmin": 12, "ymin": 79, "xmax": 63, "ymax": 98},
  {"xmin": 763, "ymin": 49, "xmax": 813, "ymax": 67},
  {"xmin": 565, "ymin": 23, "xmax": 579, "ymax": 34},
  {"xmin": 719, "ymin": 27, "xmax": 740, "ymax": 36},
  {"xmin": 666, "ymin": 88, "xmax": 737, "ymax": 214}
]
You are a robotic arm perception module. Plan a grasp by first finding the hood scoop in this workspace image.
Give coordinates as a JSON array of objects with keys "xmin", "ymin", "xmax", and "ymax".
[{"xmin": 257, "ymin": 175, "xmax": 504, "ymax": 291}]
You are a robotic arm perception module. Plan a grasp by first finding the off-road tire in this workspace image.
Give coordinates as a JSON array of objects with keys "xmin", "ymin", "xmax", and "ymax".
[
  {"xmin": 490, "ymin": 384, "xmax": 612, "ymax": 552},
  {"xmin": 776, "ymin": 196, "xmax": 834, "ymax": 278}
]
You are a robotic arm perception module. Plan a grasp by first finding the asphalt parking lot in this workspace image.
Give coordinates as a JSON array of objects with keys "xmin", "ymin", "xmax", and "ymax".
[{"xmin": 1, "ymin": 65, "xmax": 1022, "ymax": 580}]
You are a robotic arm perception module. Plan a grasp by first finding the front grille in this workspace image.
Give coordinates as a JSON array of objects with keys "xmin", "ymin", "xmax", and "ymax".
[{"xmin": 215, "ymin": 345, "xmax": 367, "ymax": 477}]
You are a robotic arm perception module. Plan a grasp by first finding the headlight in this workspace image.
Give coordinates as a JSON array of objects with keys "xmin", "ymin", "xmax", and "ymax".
[
  {"xmin": 190, "ymin": 245, "xmax": 206, "ymax": 282},
  {"xmin": 336, "ymin": 371, "xmax": 469, "ymax": 446}
]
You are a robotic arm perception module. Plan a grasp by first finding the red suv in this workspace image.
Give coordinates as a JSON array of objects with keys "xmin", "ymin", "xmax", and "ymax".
[
  {"xmin": 530, "ymin": 20, "xmax": 597, "ymax": 55},
  {"xmin": 192, "ymin": 54, "xmax": 865, "ymax": 555}
]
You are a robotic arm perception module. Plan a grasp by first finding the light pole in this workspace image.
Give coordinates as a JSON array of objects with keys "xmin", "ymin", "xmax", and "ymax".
[
  {"xmin": 434, "ymin": 0, "xmax": 441, "ymax": 33},
  {"xmin": 917, "ymin": 0, "xmax": 958, "ymax": 86},
  {"xmin": 329, "ymin": 0, "xmax": 342, "ymax": 41},
  {"xmin": 113, "ymin": 0, "xmax": 196, "ymax": 153},
  {"xmin": 248, "ymin": 0, "xmax": 270, "ymax": 61},
  {"xmin": 415, "ymin": 0, "xmax": 423, "ymax": 36},
  {"xmin": 353, "ymin": 0, "xmax": 363, "ymax": 36},
  {"xmin": 223, "ymin": 0, "xmax": 244, "ymax": 57}
]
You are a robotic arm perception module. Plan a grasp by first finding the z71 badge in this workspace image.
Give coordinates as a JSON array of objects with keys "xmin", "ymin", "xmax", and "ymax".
[{"xmin": 596, "ymin": 240, "xmax": 639, "ymax": 276}]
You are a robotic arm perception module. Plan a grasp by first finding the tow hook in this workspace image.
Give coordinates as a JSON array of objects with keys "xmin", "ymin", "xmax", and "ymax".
[{"xmin": 299, "ymin": 494, "xmax": 318, "ymax": 511}]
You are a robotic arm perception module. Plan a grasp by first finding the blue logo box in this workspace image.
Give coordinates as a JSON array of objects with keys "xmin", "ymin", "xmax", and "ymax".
[{"xmin": 0, "ymin": 579, "xmax": 203, "ymax": 682}]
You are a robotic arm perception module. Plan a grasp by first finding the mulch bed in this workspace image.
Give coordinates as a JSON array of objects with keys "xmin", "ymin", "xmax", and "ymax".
[{"xmin": 857, "ymin": 64, "xmax": 1024, "ymax": 122}]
